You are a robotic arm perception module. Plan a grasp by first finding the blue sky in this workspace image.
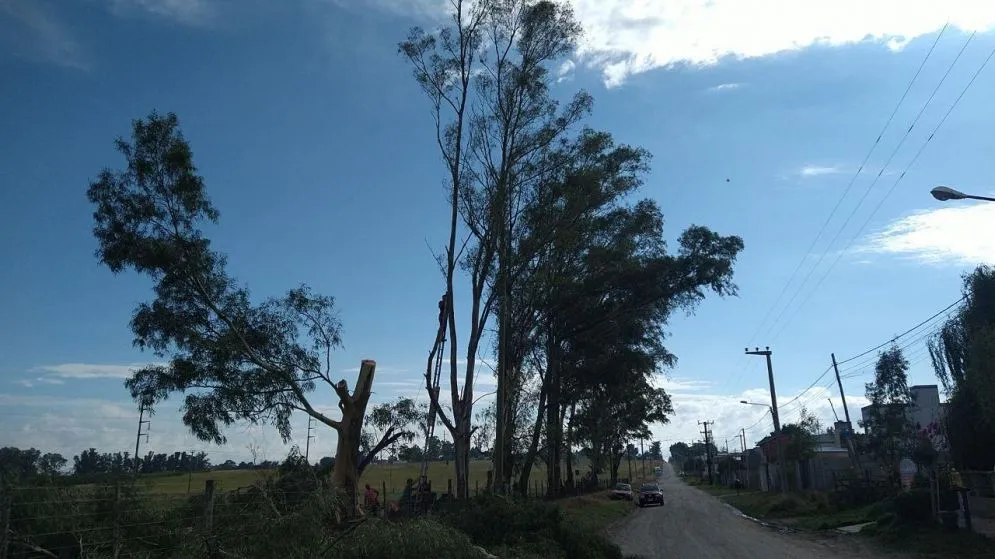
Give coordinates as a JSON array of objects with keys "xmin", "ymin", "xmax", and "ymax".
[{"xmin": 2, "ymin": 0, "xmax": 995, "ymax": 463}]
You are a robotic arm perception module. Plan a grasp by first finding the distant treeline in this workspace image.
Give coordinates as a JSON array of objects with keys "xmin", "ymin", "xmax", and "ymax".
[{"xmin": 0, "ymin": 446, "xmax": 338, "ymax": 485}]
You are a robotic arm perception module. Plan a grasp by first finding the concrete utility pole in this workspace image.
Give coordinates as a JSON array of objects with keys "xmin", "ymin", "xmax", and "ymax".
[
  {"xmin": 741, "ymin": 428, "xmax": 749, "ymax": 489},
  {"xmin": 640, "ymin": 439, "xmax": 646, "ymax": 478},
  {"xmin": 132, "ymin": 402, "xmax": 150, "ymax": 475},
  {"xmin": 744, "ymin": 346, "xmax": 787, "ymax": 492},
  {"xmin": 698, "ymin": 421, "xmax": 714, "ymax": 485},
  {"xmin": 830, "ymin": 353, "xmax": 852, "ymax": 425},
  {"xmin": 305, "ymin": 415, "xmax": 316, "ymax": 463},
  {"xmin": 831, "ymin": 352, "xmax": 862, "ymax": 469},
  {"xmin": 745, "ymin": 347, "xmax": 780, "ymax": 431}
]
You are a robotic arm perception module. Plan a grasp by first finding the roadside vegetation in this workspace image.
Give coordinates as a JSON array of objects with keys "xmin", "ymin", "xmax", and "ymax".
[
  {"xmin": 688, "ymin": 476, "xmax": 995, "ymax": 558},
  {"xmin": 3, "ymin": 450, "xmax": 651, "ymax": 558}
]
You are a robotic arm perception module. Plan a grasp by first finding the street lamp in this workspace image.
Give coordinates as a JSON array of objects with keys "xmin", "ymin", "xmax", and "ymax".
[
  {"xmin": 930, "ymin": 186, "xmax": 995, "ymax": 203},
  {"xmin": 741, "ymin": 400, "xmax": 782, "ymax": 492},
  {"xmin": 740, "ymin": 400, "xmax": 774, "ymax": 415}
]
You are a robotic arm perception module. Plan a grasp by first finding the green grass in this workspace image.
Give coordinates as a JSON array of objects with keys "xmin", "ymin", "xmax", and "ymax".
[
  {"xmin": 789, "ymin": 503, "xmax": 878, "ymax": 531},
  {"xmin": 560, "ymin": 491, "xmax": 636, "ymax": 533},
  {"xmin": 862, "ymin": 519, "xmax": 995, "ymax": 559},
  {"xmin": 136, "ymin": 459, "xmax": 667, "ymax": 500},
  {"xmin": 694, "ymin": 482, "xmax": 752, "ymax": 499},
  {"xmin": 689, "ymin": 480, "xmax": 880, "ymax": 532}
]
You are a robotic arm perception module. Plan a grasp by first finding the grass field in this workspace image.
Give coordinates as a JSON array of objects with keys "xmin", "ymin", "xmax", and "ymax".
[{"xmin": 136, "ymin": 459, "xmax": 667, "ymax": 500}]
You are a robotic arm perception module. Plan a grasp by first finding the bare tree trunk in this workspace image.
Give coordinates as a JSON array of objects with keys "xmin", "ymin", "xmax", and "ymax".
[
  {"xmin": 518, "ymin": 379, "xmax": 547, "ymax": 494},
  {"xmin": 610, "ymin": 447, "xmax": 623, "ymax": 486},
  {"xmin": 565, "ymin": 402, "xmax": 576, "ymax": 488},
  {"xmin": 545, "ymin": 336, "xmax": 563, "ymax": 498},
  {"xmin": 453, "ymin": 406, "xmax": 472, "ymax": 499},
  {"xmin": 330, "ymin": 361, "xmax": 376, "ymax": 514}
]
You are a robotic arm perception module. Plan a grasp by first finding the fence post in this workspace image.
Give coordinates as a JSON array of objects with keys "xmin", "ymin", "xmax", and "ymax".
[
  {"xmin": 113, "ymin": 481, "xmax": 121, "ymax": 559},
  {"xmin": 447, "ymin": 478, "xmax": 453, "ymax": 496},
  {"xmin": 0, "ymin": 488, "xmax": 10, "ymax": 559},
  {"xmin": 381, "ymin": 481, "xmax": 387, "ymax": 514},
  {"xmin": 475, "ymin": 480, "xmax": 479, "ymax": 496},
  {"xmin": 204, "ymin": 480, "xmax": 216, "ymax": 558}
]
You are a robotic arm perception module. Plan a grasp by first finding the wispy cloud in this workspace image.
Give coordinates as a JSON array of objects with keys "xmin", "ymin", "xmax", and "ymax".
[
  {"xmin": 0, "ymin": 392, "xmax": 317, "ymax": 464},
  {"xmin": 353, "ymin": 1, "xmax": 995, "ymax": 87},
  {"xmin": 652, "ymin": 375, "xmax": 713, "ymax": 392},
  {"xmin": 799, "ymin": 165, "xmax": 844, "ymax": 177},
  {"xmin": 108, "ymin": 0, "xmax": 215, "ymax": 25},
  {"xmin": 339, "ymin": 364, "xmax": 410, "ymax": 375},
  {"xmin": 556, "ymin": 59, "xmax": 576, "ymax": 83},
  {"xmin": 858, "ymin": 202, "xmax": 995, "ymax": 266},
  {"xmin": 706, "ymin": 82, "xmax": 742, "ymax": 93},
  {"xmin": 32, "ymin": 362, "xmax": 161, "ymax": 380},
  {"xmin": 649, "ymin": 385, "xmax": 870, "ymax": 451},
  {"xmin": 0, "ymin": 0, "xmax": 88, "ymax": 69}
]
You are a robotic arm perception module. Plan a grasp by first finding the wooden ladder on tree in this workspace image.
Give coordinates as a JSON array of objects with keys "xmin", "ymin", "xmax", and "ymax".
[{"xmin": 419, "ymin": 294, "xmax": 448, "ymax": 484}]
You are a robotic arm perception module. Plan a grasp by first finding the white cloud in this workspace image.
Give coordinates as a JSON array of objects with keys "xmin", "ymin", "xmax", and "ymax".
[
  {"xmin": 571, "ymin": 0, "xmax": 995, "ymax": 87},
  {"xmin": 556, "ymin": 59, "xmax": 576, "ymax": 82},
  {"xmin": 706, "ymin": 82, "xmax": 742, "ymax": 92},
  {"xmin": 652, "ymin": 375, "xmax": 713, "ymax": 392},
  {"xmin": 108, "ymin": 0, "xmax": 214, "ymax": 25},
  {"xmin": 0, "ymin": 393, "xmax": 332, "ymax": 464},
  {"xmin": 339, "ymin": 364, "xmax": 410, "ymax": 375},
  {"xmin": 0, "ymin": 0, "xmax": 88, "ymax": 69},
  {"xmin": 354, "ymin": 1, "xmax": 995, "ymax": 87},
  {"xmin": 859, "ymin": 202, "xmax": 995, "ymax": 265},
  {"xmin": 648, "ymin": 385, "xmax": 870, "ymax": 452},
  {"xmin": 33, "ymin": 362, "xmax": 162, "ymax": 380},
  {"xmin": 799, "ymin": 165, "xmax": 844, "ymax": 177}
]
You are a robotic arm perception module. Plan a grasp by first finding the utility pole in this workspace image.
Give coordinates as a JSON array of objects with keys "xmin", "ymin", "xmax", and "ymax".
[
  {"xmin": 830, "ymin": 353, "xmax": 851, "ymax": 425},
  {"xmin": 133, "ymin": 402, "xmax": 150, "ymax": 475},
  {"xmin": 305, "ymin": 416, "xmax": 316, "ymax": 463},
  {"xmin": 627, "ymin": 443, "xmax": 634, "ymax": 482},
  {"xmin": 831, "ymin": 352, "xmax": 861, "ymax": 470},
  {"xmin": 745, "ymin": 346, "xmax": 787, "ymax": 492},
  {"xmin": 745, "ymin": 347, "xmax": 780, "ymax": 431},
  {"xmin": 741, "ymin": 428, "xmax": 749, "ymax": 489},
  {"xmin": 698, "ymin": 421, "xmax": 714, "ymax": 485},
  {"xmin": 640, "ymin": 439, "xmax": 646, "ymax": 478}
]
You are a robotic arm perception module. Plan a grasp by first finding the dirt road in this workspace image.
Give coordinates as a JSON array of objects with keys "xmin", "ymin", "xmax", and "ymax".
[{"xmin": 609, "ymin": 463, "xmax": 898, "ymax": 558}]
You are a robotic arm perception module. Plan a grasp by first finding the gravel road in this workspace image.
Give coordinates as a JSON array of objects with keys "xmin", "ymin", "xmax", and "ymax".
[{"xmin": 609, "ymin": 463, "xmax": 898, "ymax": 559}]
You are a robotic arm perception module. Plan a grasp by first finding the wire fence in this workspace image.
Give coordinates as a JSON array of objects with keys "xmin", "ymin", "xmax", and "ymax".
[{"xmin": 0, "ymin": 463, "xmax": 663, "ymax": 558}]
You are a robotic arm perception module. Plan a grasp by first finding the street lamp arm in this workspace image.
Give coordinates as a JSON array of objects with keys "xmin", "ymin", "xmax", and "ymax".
[{"xmin": 931, "ymin": 185, "xmax": 995, "ymax": 203}]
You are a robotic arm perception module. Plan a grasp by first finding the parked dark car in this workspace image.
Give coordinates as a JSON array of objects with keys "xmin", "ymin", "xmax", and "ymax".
[
  {"xmin": 610, "ymin": 482, "xmax": 633, "ymax": 501},
  {"xmin": 638, "ymin": 483, "xmax": 664, "ymax": 507}
]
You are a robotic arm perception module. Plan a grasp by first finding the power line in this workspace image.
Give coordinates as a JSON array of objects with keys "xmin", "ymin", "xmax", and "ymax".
[
  {"xmin": 752, "ymin": 297, "xmax": 963, "ymax": 421},
  {"xmin": 765, "ymin": 32, "xmax": 977, "ymax": 344},
  {"xmin": 730, "ymin": 24, "xmax": 951, "ymax": 381},
  {"xmin": 769, "ymin": 43, "xmax": 994, "ymax": 341},
  {"xmin": 834, "ymin": 296, "xmax": 966, "ymax": 366},
  {"xmin": 775, "ymin": 365, "xmax": 834, "ymax": 412}
]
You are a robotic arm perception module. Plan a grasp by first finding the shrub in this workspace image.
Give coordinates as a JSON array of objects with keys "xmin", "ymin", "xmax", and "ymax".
[
  {"xmin": 555, "ymin": 520, "xmax": 625, "ymax": 559},
  {"xmin": 327, "ymin": 518, "xmax": 483, "ymax": 558},
  {"xmin": 805, "ymin": 491, "xmax": 832, "ymax": 512},
  {"xmin": 437, "ymin": 494, "xmax": 624, "ymax": 558},
  {"xmin": 765, "ymin": 494, "xmax": 809, "ymax": 516},
  {"xmin": 438, "ymin": 494, "xmax": 561, "ymax": 547},
  {"xmin": 893, "ymin": 489, "xmax": 932, "ymax": 523}
]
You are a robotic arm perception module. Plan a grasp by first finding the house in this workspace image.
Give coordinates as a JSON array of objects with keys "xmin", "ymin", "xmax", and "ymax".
[
  {"xmin": 754, "ymin": 423, "xmax": 853, "ymax": 492},
  {"xmin": 860, "ymin": 384, "xmax": 947, "ymax": 433}
]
